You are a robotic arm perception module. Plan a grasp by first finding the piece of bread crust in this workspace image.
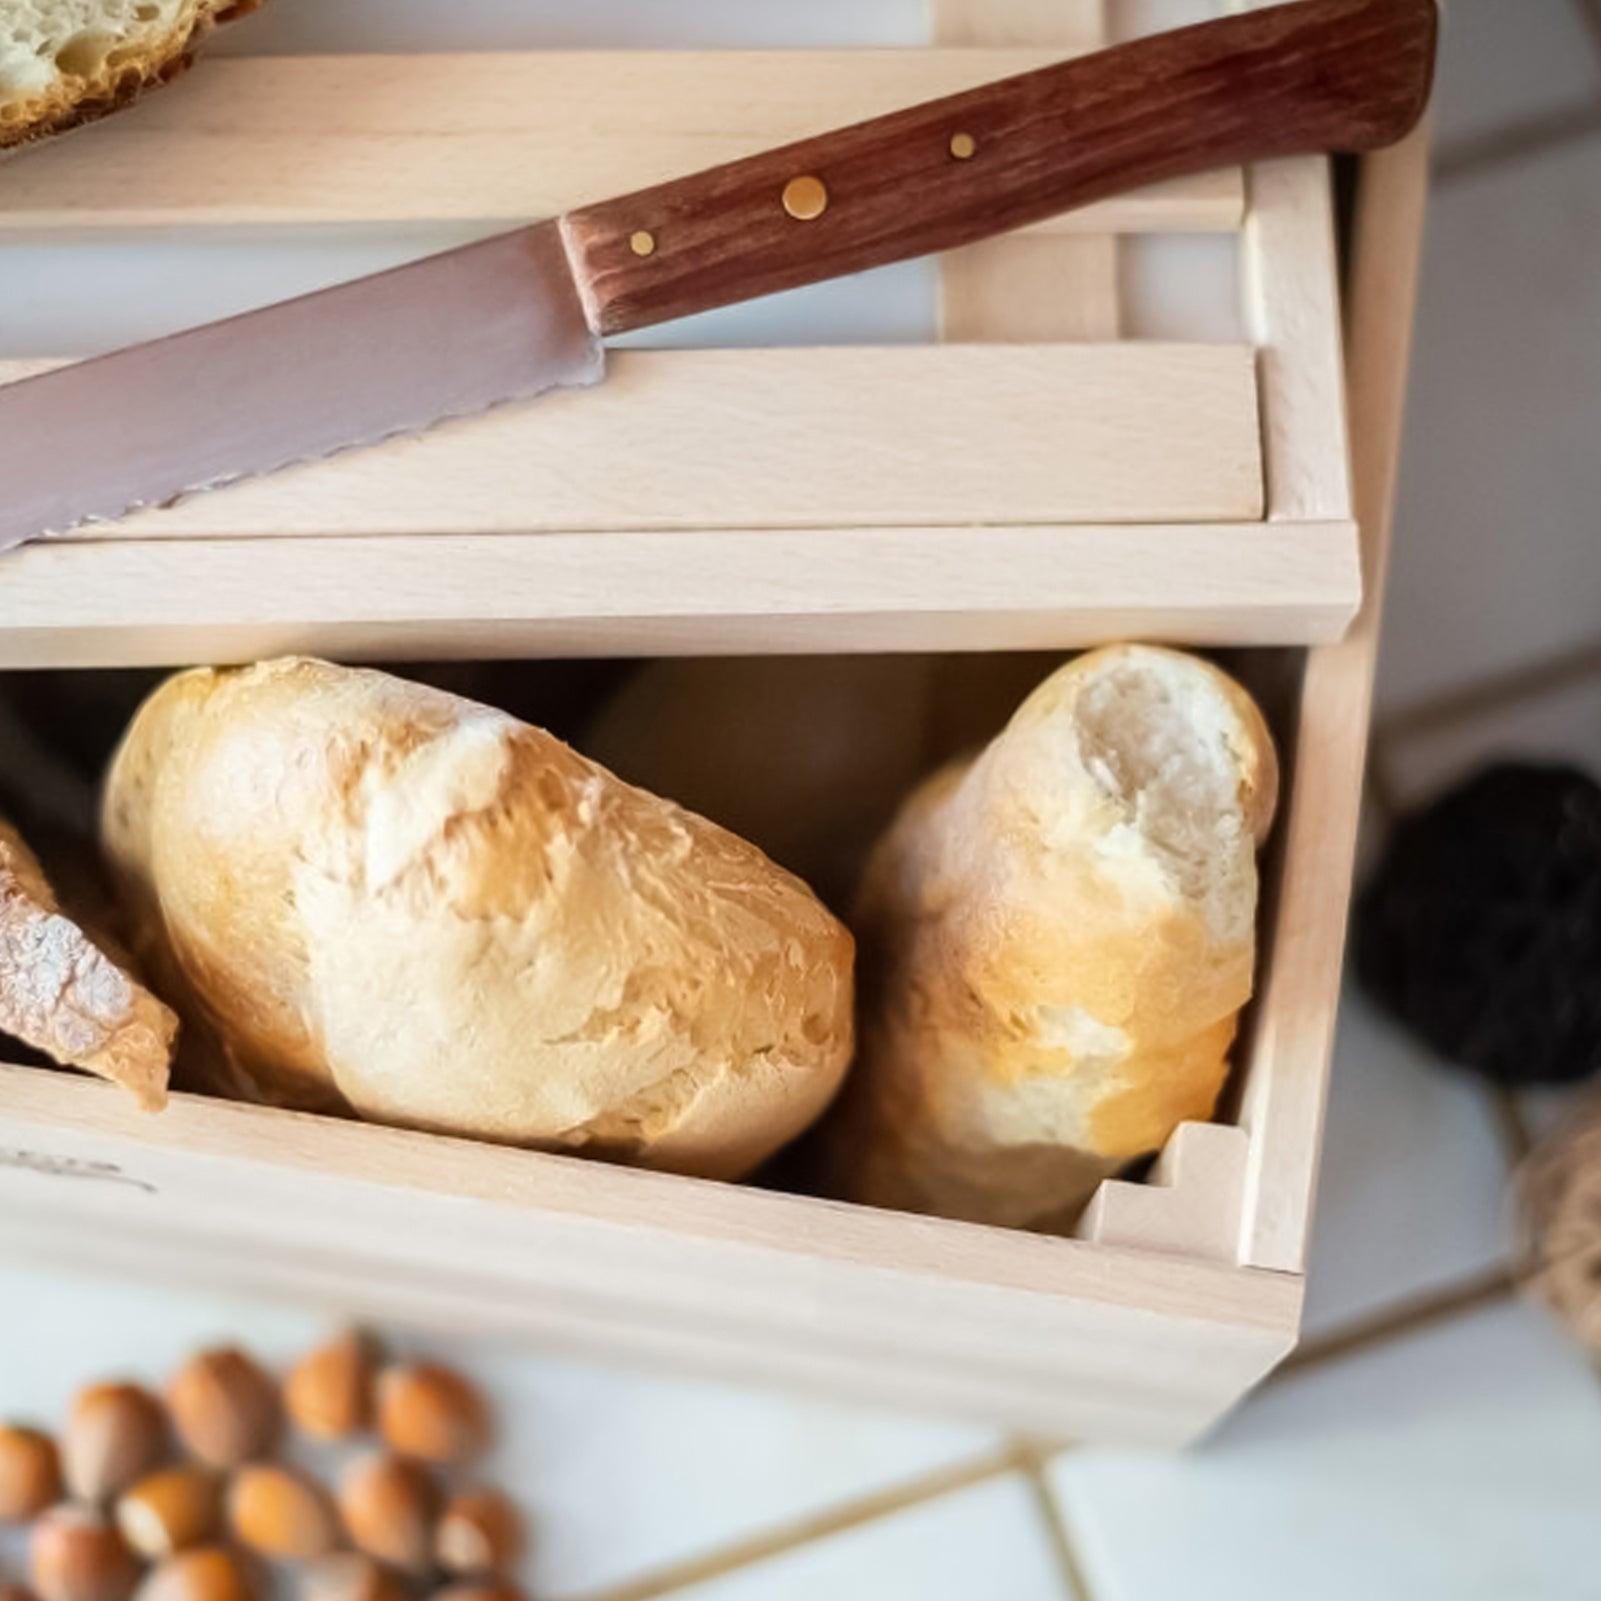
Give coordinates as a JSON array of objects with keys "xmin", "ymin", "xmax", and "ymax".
[
  {"xmin": 827, "ymin": 643, "xmax": 1278, "ymax": 1229},
  {"xmin": 101, "ymin": 658, "xmax": 855, "ymax": 1178},
  {"xmin": 0, "ymin": 816, "xmax": 176, "ymax": 1109},
  {"xmin": 0, "ymin": 0, "xmax": 260, "ymax": 153}
]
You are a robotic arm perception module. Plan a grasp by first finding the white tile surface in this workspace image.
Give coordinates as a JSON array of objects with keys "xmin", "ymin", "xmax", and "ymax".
[
  {"xmin": 1430, "ymin": 0, "xmax": 1601, "ymax": 150},
  {"xmin": 1379, "ymin": 670, "xmax": 1601, "ymax": 811},
  {"xmin": 0, "ymin": 1267, "xmax": 324, "ymax": 1417},
  {"xmin": 1051, "ymin": 1300, "xmax": 1601, "ymax": 1601},
  {"xmin": 466, "ymin": 1349, "xmax": 996, "ymax": 1597},
  {"xmin": 1381, "ymin": 132, "xmax": 1601, "ymax": 712},
  {"xmin": 0, "ymin": 1264, "xmax": 999, "ymax": 1600},
  {"xmin": 1301, "ymin": 986, "xmax": 1511, "ymax": 1336},
  {"xmin": 665, "ymin": 1476, "xmax": 1067, "ymax": 1601}
]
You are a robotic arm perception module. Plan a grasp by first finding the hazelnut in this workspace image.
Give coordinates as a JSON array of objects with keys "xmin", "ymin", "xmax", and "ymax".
[
  {"xmin": 435, "ymin": 1490, "xmax": 521, "ymax": 1578},
  {"xmin": 430, "ymin": 1586, "xmax": 523, "ymax": 1601},
  {"xmin": 337, "ymin": 1455, "xmax": 436, "ymax": 1576},
  {"xmin": 0, "ymin": 1425, "xmax": 62, "ymax": 1521},
  {"xmin": 375, "ymin": 1366, "xmax": 486, "ymax": 1465},
  {"xmin": 62, "ymin": 1386, "xmax": 167, "ymax": 1504},
  {"xmin": 133, "ymin": 1549, "xmax": 256, "ymax": 1601},
  {"xmin": 115, "ymin": 1466, "xmax": 221, "ymax": 1559},
  {"xmin": 30, "ymin": 1505, "xmax": 141, "ymax": 1601},
  {"xmin": 167, "ymin": 1351, "xmax": 277, "ymax": 1469},
  {"xmin": 227, "ymin": 1464, "xmax": 339, "ymax": 1562},
  {"xmin": 284, "ymin": 1333, "xmax": 374, "ymax": 1442},
  {"xmin": 301, "ymin": 1555, "xmax": 408, "ymax": 1601}
]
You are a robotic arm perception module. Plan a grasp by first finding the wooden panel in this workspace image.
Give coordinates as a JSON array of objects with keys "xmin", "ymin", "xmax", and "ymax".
[
  {"xmin": 3, "ymin": 346, "xmax": 1265, "ymax": 536},
  {"xmin": 1229, "ymin": 0, "xmax": 1352, "ymax": 524},
  {"xmin": 930, "ymin": 0, "xmax": 1103, "ymax": 48},
  {"xmin": 1238, "ymin": 127, "xmax": 1433, "ymax": 1271},
  {"xmin": 941, "ymin": 235, "xmax": 1121, "ymax": 342},
  {"xmin": 0, "ymin": 52, "xmax": 1244, "ymax": 234},
  {"xmin": 565, "ymin": 0, "xmax": 1436, "ymax": 337},
  {"xmin": 1241, "ymin": 156, "xmax": 1353, "ymax": 522},
  {"xmin": 0, "ymin": 521, "xmax": 1360, "ymax": 669},
  {"xmin": 935, "ymin": 0, "xmax": 1120, "ymax": 344},
  {"xmin": 1080, "ymin": 1122, "xmax": 1251, "ymax": 1264},
  {"xmin": 0, "ymin": 8, "xmax": 1420, "ymax": 1438},
  {"xmin": 0, "ymin": 1066, "xmax": 1299, "ymax": 1446}
]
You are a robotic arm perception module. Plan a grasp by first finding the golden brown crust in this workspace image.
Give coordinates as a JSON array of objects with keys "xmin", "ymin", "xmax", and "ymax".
[
  {"xmin": 0, "ymin": 2, "xmax": 259, "ymax": 154},
  {"xmin": 102, "ymin": 659, "xmax": 854, "ymax": 1177},
  {"xmin": 827, "ymin": 644, "xmax": 1278, "ymax": 1229},
  {"xmin": 0, "ymin": 817, "xmax": 176, "ymax": 1109}
]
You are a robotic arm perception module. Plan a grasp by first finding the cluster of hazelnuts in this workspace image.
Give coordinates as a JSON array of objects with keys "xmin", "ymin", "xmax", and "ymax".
[{"xmin": 0, "ymin": 1334, "xmax": 524, "ymax": 1601}]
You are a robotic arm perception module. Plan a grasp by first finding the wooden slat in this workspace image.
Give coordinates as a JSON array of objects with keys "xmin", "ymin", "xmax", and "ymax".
[
  {"xmin": 0, "ymin": 51, "xmax": 1244, "ymax": 233},
  {"xmin": 0, "ymin": 1066, "xmax": 1298, "ymax": 1446},
  {"xmin": 1228, "ymin": 0, "xmax": 1351, "ymax": 524},
  {"xmin": 4, "ymin": 345, "xmax": 1265, "ymax": 535},
  {"xmin": 935, "ymin": 0, "xmax": 1121, "ymax": 344},
  {"xmin": 1237, "ymin": 126, "xmax": 1433, "ymax": 1272},
  {"xmin": 930, "ymin": 0, "xmax": 1103, "ymax": 48},
  {"xmin": 0, "ymin": 5, "xmax": 1409, "ymax": 1437},
  {"xmin": 1080, "ymin": 1123, "xmax": 1251, "ymax": 1265},
  {"xmin": 1241, "ymin": 156, "xmax": 1353, "ymax": 522},
  {"xmin": 940, "ymin": 235, "xmax": 1121, "ymax": 342},
  {"xmin": 0, "ymin": 522, "xmax": 1361, "ymax": 668}
]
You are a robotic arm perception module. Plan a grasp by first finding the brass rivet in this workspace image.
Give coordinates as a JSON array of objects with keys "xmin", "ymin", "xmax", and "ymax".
[
  {"xmin": 629, "ymin": 230, "xmax": 657, "ymax": 257},
  {"xmin": 782, "ymin": 175, "xmax": 829, "ymax": 221},
  {"xmin": 949, "ymin": 131, "xmax": 977, "ymax": 160}
]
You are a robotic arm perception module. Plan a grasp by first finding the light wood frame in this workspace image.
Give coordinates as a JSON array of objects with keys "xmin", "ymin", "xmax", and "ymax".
[
  {"xmin": 0, "ymin": 25, "xmax": 1360, "ymax": 663},
  {"xmin": 0, "ymin": 8, "xmax": 1430, "ymax": 1442}
]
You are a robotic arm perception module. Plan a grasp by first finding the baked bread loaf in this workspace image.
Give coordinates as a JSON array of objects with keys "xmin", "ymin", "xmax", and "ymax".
[
  {"xmin": 826, "ymin": 644, "xmax": 1278, "ymax": 1229},
  {"xmin": 584, "ymin": 656, "xmax": 1067, "ymax": 912},
  {"xmin": 0, "ymin": 815, "xmax": 176, "ymax": 1109},
  {"xmin": 101, "ymin": 658, "xmax": 854, "ymax": 1179},
  {"xmin": 0, "ymin": 0, "xmax": 257, "ymax": 152},
  {"xmin": 585, "ymin": 656, "xmax": 938, "ymax": 912}
]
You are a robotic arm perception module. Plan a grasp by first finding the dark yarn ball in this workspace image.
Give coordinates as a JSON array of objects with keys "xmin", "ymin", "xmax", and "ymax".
[{"xmin": 1354, "ymin": 762, "xmax": 1601, "ymax": 1086}]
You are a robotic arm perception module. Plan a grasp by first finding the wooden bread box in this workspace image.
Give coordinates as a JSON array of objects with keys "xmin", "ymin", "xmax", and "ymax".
[{"xmin": 0, "ymin": 1, "xmax": 1430, "ymax": 1445}]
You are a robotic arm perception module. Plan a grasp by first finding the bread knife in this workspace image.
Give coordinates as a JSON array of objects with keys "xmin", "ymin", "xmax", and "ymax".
[{"xmin": 0, "ymin": 0, "xmax": 1436, "ymax": 554}]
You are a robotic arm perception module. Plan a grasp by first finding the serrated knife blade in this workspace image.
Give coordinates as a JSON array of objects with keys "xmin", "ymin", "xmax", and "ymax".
[
  {"xmin": 0, "ymin": 0, "xmax": 1437, "ymax": 556},
  {"xmin": 0, "ymin": 223, "xmax": 603, "ymax": 552}
]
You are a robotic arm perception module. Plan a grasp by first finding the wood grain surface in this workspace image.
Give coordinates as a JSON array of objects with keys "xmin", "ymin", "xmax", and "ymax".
[
  {"xmin": 0, "ymin": 1063, "xmax": 1299, "ymax": 1446},
  {"xmin": 568, "ymin": 0, "xmax": 1436, "ymax": 333},
  {"xmin": 934, "ymin": 0, "xmax": 1121, "ymax": 343},
  {"xmin": 1238, "ymin": 123, "xmax": 1435, "ymax": 1272},
  {"xmin": 0, "ymin": 345, "xmax": 1265, "ymax": 535},
  {"xmin": 0, "ymin": 7, "xmax": 1435, "ymax": 1440},
  {"xmin": 0, "ymin": 520, "xmax": 1360, "ymax": 669},
  {"xmin": 0, "ymin": 51, "xmax": 1242, "ymax": 234}
]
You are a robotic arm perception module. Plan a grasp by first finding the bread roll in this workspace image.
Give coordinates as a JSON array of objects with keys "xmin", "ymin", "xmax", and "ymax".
[
  {"xmin": 827, "ymin": 644, "xmax": 1278, "ymax": 1229},
  {"xmin": 0, "ymin": 0, "xmax": 256, "ymax": 152},
  {"xmin": 101, "ymin": 658, "xmax": 854, "ymax": 1179},
  {"xmin": 584, "ymin": 656, "xmax": 939, "ymax": 911},
  {"xmin": 0, "ymin": 816, "xmax": 175, "ymax": 1109}
]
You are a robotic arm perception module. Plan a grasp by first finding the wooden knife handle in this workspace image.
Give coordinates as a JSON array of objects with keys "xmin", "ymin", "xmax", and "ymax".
[{"xmin": 564, "ymin": 0, "xmax": 1435, "ymax": 336}]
